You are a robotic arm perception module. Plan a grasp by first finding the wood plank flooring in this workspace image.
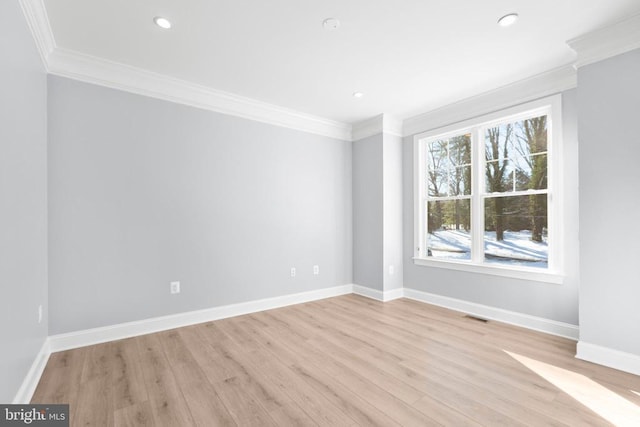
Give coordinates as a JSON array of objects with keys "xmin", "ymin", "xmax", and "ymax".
[{"xmin": 32, "ymin": 295, "xmax": 640, "ymax": 426}]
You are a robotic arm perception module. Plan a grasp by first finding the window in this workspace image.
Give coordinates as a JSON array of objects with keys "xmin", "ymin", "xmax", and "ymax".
[{"xmin": 414, "ymin": 95, "xmax": 563, "ymax": 283}]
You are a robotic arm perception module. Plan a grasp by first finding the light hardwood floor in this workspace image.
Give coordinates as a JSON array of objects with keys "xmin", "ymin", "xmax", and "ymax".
[{"xmin": 32, "ymin": 295, "xmax": 640, "ymax": 426}]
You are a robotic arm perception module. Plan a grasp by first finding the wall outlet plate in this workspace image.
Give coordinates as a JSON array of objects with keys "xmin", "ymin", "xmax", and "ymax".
[
  {"xmin": 170, "ymin": 281, "xmax": 181, "ymax": 294},
  {"xmin": 313, "ymin": 265, "xmax": 319, "ymax": 275}
]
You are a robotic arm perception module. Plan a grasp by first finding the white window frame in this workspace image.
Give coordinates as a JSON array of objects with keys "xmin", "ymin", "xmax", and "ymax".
[{"xmin": 413, "ymin": 95, "xmax": 564, "ymax": 284}]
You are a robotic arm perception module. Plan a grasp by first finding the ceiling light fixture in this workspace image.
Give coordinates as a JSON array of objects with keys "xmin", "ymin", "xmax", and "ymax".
[
  {"xmin": 352, "ymin": 91, "xmax": 364, "ymax": 98},
  {"xmin": 153, "ymin": 16, "xmax": 172, "ymax": 29},
  {"xmin": 497, "ymin": 13, "xmax": 519, "ymax": 27},
  {"xmin": 323, "ymin": 18, "xmax": 341, "ymax": 31}
]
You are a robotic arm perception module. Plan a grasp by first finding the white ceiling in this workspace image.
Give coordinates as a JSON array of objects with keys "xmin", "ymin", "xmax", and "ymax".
[{"xmin": 43, "ymin": 0, "xmax": 640, "ymax": 124}]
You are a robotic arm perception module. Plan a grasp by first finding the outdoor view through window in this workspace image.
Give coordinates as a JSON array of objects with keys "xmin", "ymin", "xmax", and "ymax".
[{"xmin": 424, "ymin": 114, "xmax": 549, "ymax": 269}]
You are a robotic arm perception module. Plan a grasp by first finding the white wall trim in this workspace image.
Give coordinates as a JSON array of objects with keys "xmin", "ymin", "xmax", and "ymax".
[
  {"xmin": 352, "ymin": 284, "xmax": 385, "ymax": 301},
  {"xmin": 352, "ymin": 114, "xmax": 403, "ymax": 141},
  {"xmin": 353, "ymin": 285, "xmax": 404, "ymax": 302},
  {"xmin": 19, "ymin": 0, "xmax": 56, "ymax": 71},
  {"xmin": 352, "ymin": 114, "xmax": 384, "ymax": 141},
  {"xmin": 402, "ymin": 65, "xmax": 577, "ymax": 137},
  {"xmin": 576, "ymin": 341, "xmax": 640, "ymax": 377},
  {"xmin": 48, "ymin": 284, "xmax": 353, "ymax": 352},
  {"xmin": 384, "ymin": 287, "xmax": 404, "ymax": 302},
  {"xmin": 568, "ymin": 13, "xmax": 640, "ymax": 68},
  {"xmin": 46, "ymin": 48, "xmax": 352, "ymax": 141},
  {"xmin": 18, "ymin": 0, "xmax": 352, "ymax": 141},
  {"xmin": 403, "ymin": 288, "xmax": 579, "ymax": 340},
  {"xmin": 13, "ymin": 338, "xmax": 51, "ymax": 404},
  {"xmin": 383, "ymin": 115, "xmax": 404, "ymax": 138},
  {"xmin": 21, "ymin": 285, "xmax": 586, "ymax": 403}
]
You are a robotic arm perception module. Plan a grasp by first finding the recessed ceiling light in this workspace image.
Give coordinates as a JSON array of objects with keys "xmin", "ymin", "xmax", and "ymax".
[
  {"xmin": 498, "ymin": 13, "xmax": 519, "ymax": 27},
  {"xmin": 352, "ymin": 91, "xmax": 364, "ymax": 98},
  {"xmin": 323, "ymin": 18, "xmax": 340, "ymax": 31},
  {"xmin": 153, "ymin": 16, "xmax": 172, "ymax": 29}
]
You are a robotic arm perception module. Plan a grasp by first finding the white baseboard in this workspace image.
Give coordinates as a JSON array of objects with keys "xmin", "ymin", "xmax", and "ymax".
[
  {"xmin": 352, "ymin": 285, "xmax": 404, "ymax": 302},
  {"xmin": 23, "ymin": 283, "xmax": 584, "ymax": 405},
  {"xmin": 49, "ymin": 284, "xmax": 353, "ymax": 352},
  {"xmin": 403, "ymin": 288, "xmax": 579, "ymax": 340},
  {"xmin": 576, "ymin": 341, "xmax": 640, "ymax": 376},
  {"xmin": 13, "ymin": 338, "xmax": 51, "ymax": 404}
]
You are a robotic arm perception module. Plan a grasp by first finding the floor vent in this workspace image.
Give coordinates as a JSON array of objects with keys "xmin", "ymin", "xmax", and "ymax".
[{"xmin": 464, "ymin": 315, "xmax": 488, "ymax": 323}]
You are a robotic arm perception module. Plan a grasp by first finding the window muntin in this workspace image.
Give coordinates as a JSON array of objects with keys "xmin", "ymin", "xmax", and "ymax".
[{"xmin": 414, "ymin": 97, "xmax": 561, "ymax": 277}]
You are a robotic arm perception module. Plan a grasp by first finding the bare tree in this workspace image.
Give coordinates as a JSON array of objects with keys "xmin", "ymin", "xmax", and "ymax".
[
  {"xmin": 522, "ymin": 117, "xmax": 548, "ymax": 242},
  {"xmin": 427, "ymin": 140, "xmax": 447, "ymax": 232},
  {"xmin": 449, "ymin": 135, "xmax": 471, "ymax": 230},
  {"xmin": 485, "ymin": 125, "xmax": 512, "ymax": 241}
]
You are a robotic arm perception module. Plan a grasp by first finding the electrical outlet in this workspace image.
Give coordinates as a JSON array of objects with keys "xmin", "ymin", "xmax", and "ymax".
[
  {"xmin": 389, "ymin": 265, "xmax": 395, "ymax": 275},
  {"xmin": 38, "ymin": 305, "xmax": 43, "ymax": 324},
  {"xmin": 313, "ymin": 265, "xmax": 319, "ymax": 275},
  {"xmin": 290, "ymin": 267, "xmax": 296, "ymax": 277},
  {"xmin": 170, "ymin": 281, "xmax": 181, "ymax": 294}
]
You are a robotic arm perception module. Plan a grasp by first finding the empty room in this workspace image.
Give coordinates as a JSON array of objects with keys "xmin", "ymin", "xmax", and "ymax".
[{"xmin": 3, "ymin": 0, "xmax": 640, "ymax": 425}]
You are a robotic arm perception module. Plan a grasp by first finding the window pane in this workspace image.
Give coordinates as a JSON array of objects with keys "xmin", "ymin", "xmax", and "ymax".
[
  {"xmin": 515, "ymin": 116, "xmax": 547, "ymax": 154},
  {"xmin": 516, "ymin": 153, "xmax": 547, "ymax": 191},
  {"xmin": 485, "ymin": 159, "xmax": 516, "ymax": 193},
  {"xmin": 448, "ymin": 134, "xmax": 472, "ymax": 166},
  {"xmin": 451, "ymin": 165, "xmax": 471, "ymax": 196},
  {"xmin": 484, "ymin": 194, "xmax": 548, "ymax": 268},
  {"xmin": 427, "ymin": 200, "xmax": 471, "ymax": 261},
  {"xmin": 427, "ymin": 140, "xmax": 449, "ymax": 172},
  {"xmin": 485, "ymin": 124, "xmax": 512, "ymax": 161},
  {"xmin": 428, "ymin": 133, "xmax": 471, "ymax": 198},
  {"xmin": 485, "ymin": 114, "xmax": 548, "ymax": 194},
  {"xmin": 427, "ymin": 169, "xmax": 448, "ymax": 197}
]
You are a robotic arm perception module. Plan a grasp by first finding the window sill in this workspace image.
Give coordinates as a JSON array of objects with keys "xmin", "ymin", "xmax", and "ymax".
[{"xmin": 412, "ymin": 257, "xmax": 564, "ymax": 284}]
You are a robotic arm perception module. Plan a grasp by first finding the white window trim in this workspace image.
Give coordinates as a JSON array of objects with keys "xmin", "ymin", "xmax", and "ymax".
[{"xmin": 413, "ymin": 94, "xmax": 564, "ymax": 284}]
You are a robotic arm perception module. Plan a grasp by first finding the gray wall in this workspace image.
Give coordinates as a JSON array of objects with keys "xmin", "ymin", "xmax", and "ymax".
[
  {"xmin": 0, "ymin": 0, "xmax": 48, "ymax": 402},
  {"xmin": 578, "ymin": 49, "xmax": 640, "ymax": 355},
  {"xmin": 48, "ymin": 76, "xmax": 352, "ymax": 334},
  {"xmin": 402, "ymin": 90, "xmax": 580, "ymax": 325},
  {"xmin": 352, "ymin": 134, "xmax": 384, "ymax": 291}
]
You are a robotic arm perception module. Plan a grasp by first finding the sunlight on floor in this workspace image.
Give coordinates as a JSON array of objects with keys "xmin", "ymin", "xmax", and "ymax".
[{"xmin": 505, "ymin": 351, "xmax": 640, "ymax": 426}]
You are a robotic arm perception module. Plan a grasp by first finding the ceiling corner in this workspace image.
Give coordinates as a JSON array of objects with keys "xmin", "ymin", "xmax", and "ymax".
[{"xmin": 567, "ymin": 13, "xmax": 640, "ymax": 68}]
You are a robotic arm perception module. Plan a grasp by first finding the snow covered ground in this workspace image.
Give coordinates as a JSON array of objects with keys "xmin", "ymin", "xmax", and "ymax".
[{"xmin": 428, "ymin": 229, "xmax": 548, "ymax": 268}]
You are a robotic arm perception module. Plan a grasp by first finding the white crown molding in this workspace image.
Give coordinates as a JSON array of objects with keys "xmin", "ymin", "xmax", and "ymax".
[
  {"xmin": 402, "ymin": 65, "xmax": 577, "ymax": 137},
  {"xmin": 352, "ymin": 114, "xmax": 403, "ymax": 141},
  {"xmin": 19, "ymin": 0, "xmax": 56, "ymax": 71},
  {"xmin": 47, "ymin": 48, "xmax": 352, "ymax": 141},
  {"xmin": 403, "ymin": 288, "xmax": 579, "ymax": 340},
  {"xmin": 568, "ymin": 13, "xmax": 640, "ymax": 69},
  {"xmin": 352, "ymin": 114, "xmax": 384, "ymax": 141},
  {"xmin": 383, "ymin": 115, "xmax": 404, "ymax": 138},
  {"xmin": 19, "ymin": 0, "xmax": 352, "ymax": 141},
  {"xmin": 13, "ymin": 338, "xmax": 51, "ymax": 404},
  {"xmin": 48, "ymin": 284, "xmax": 353, "ymax": 352},
  {"xmin": 576, "ymin": 341, "xmax": 640, "ymax": 376}
]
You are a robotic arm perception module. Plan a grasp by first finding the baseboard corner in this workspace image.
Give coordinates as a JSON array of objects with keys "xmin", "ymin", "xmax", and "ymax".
[
  {"xmin": 576, "ymin": 341, "xmax": 640, "ymax": 376},
  {"xmin": 13, "ymin": 337, "xmax": 51, "ymax": 404}
]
